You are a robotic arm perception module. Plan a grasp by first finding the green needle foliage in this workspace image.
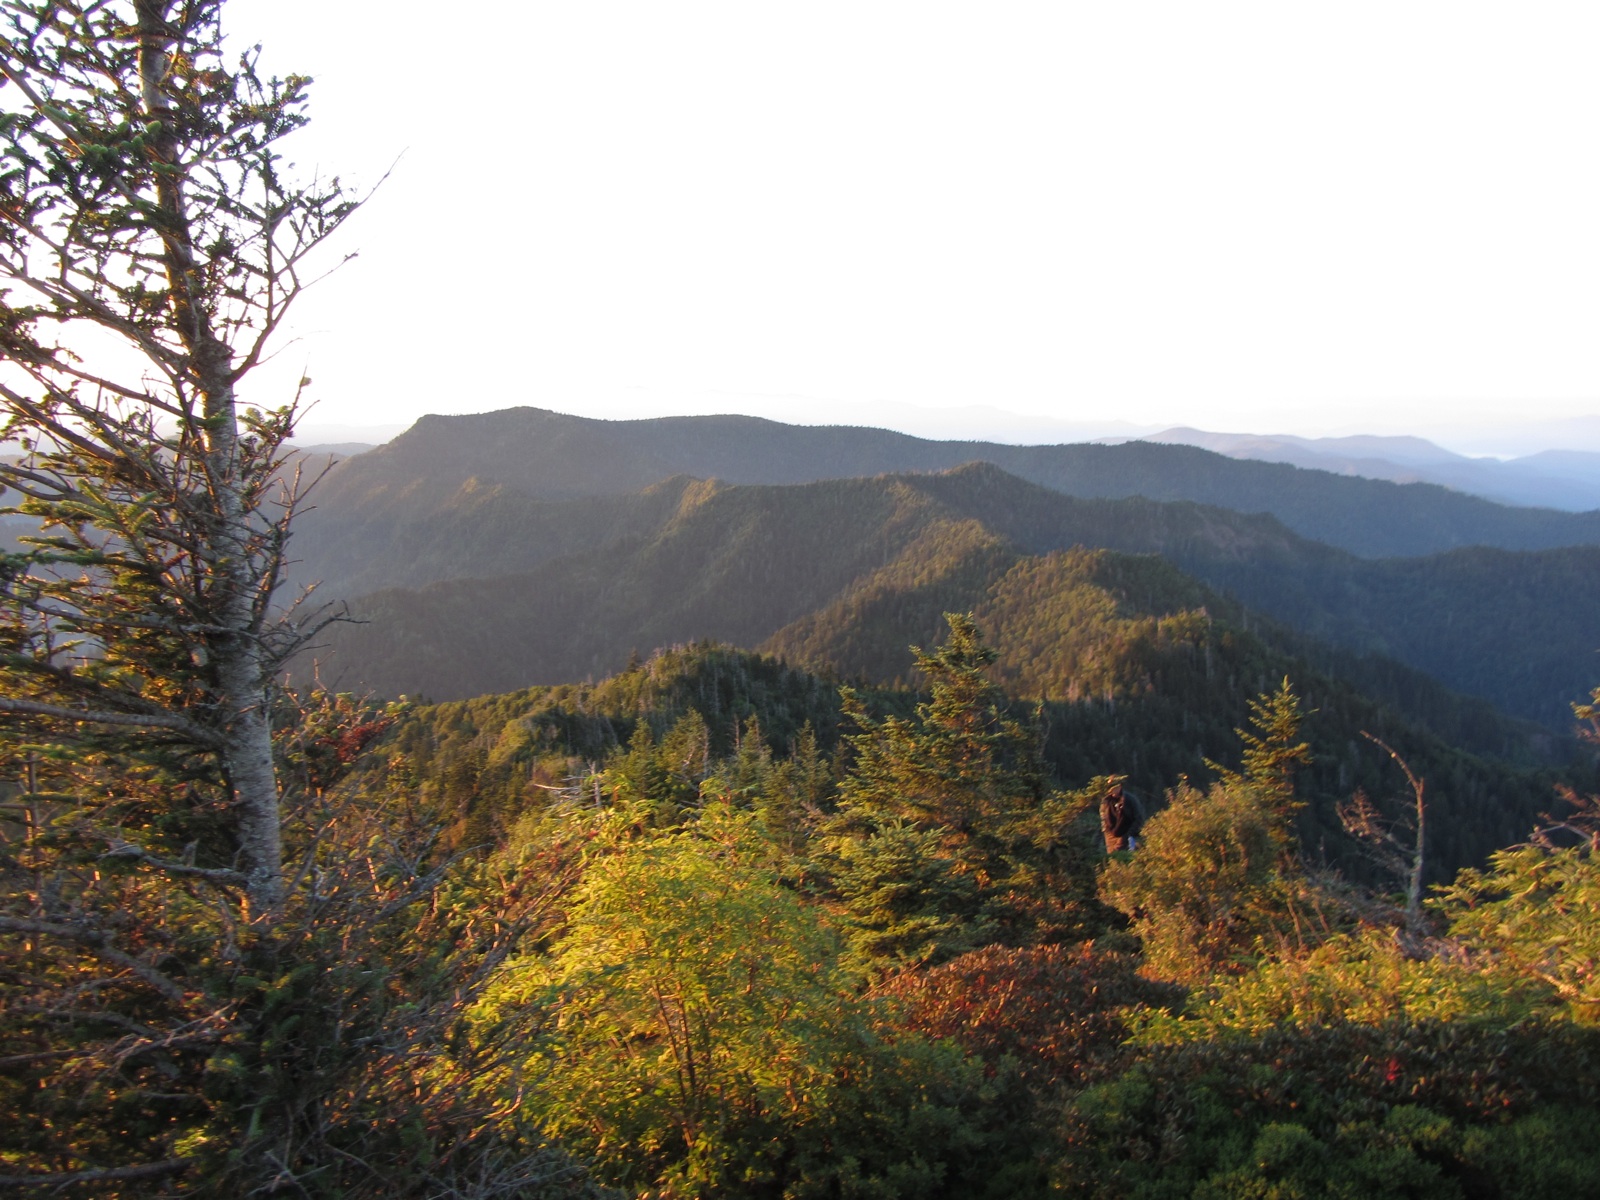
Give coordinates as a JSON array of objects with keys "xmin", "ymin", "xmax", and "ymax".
[
  {"xmin": 0, "ymin": 3, "xmax": 597, "ymax": 1194},
  {"xmin": 1441, "ymin": 843, "xmax": 1600, "ymax": 1024},
  {"xmin": 833, "ymin": 612, "xmax": 1049, "ymax": 840},
  {"xmin": 1208, "ymin": 676, "xmax": 1314, "ymax": 820},
  {"xmin": 1101, "ymin": 681, "xmax": 1328, "ymax": 985},
  {"xmin": 7, "ymin": 2, "xmax": 1600, "ymax": 1197},
  {"xmin": 822, "ymin": 613, "xmax": 1102, "ymax": 971}
]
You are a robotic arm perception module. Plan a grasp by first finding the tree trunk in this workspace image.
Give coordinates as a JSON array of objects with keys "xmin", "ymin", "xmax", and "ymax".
[{"xmin": 139, "ymin": 0, "xmax": 283, "ymax": 914}]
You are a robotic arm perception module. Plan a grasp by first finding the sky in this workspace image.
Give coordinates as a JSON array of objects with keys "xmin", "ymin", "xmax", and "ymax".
[{"xmin": 221, "ymin": 1, "xmax": 1600, "ymax": 457}]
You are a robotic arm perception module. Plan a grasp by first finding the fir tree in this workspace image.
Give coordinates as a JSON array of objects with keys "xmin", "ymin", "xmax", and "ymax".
[{"xmin": 823, "ymin": 614, "xmax": 1058, "ymax": 966}]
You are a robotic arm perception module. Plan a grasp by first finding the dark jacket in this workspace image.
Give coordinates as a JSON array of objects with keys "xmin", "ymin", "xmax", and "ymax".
[{"xmin": 1101, "ymin": 786, "xmax": 1145, "ymax": 852}]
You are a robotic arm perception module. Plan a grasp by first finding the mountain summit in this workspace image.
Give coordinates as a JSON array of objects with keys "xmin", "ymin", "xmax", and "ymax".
[{"xmin": 300, "ymin": 407, "xmax": 1600, "ymax": 560}]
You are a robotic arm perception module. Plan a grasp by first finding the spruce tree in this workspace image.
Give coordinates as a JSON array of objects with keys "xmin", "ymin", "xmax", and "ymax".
[
  {"xmin": 823, "ymin": 614, "xmax": 1056, "ymax": 967},
  {"xmin": 1208, "ymin": 676, "xmax": 1313, "ymax": 822},
  {"xmin": 0, "ymin": 7, "xmax": 596, "ymax": 1194}
]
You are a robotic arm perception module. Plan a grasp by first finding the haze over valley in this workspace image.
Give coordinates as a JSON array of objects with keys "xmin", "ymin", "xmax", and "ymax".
[
  {"xmin": 290, "ymin": 406, "xmax": 1600, "ymax": 730},
  {"xmin": 9, "ymin": 3, "xmax": 1600, "ymax": 1193}
]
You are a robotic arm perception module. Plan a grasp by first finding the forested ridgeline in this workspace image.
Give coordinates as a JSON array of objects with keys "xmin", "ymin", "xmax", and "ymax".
[
  {"xmin": 365, "ymin": 632, "xmax": 1585, "ymax": 889},
  {"xmin": 7, "ymin": 5, "xmax": 1600, "ymax": 1195},
  {"xmin": 308, "ymin": 464, "xmax": 1598, "ymax": 732},
  {"xmin": 298, "ymin": 405, "xmax": 1600, "ymax": 558},
  {"xmin": 9, "ymin": 607, "xmax": 1600, "ymax": 1196},
  {"xmin": 262, "ymin": 627, "xmax": 1600, "ymax": 1194}
]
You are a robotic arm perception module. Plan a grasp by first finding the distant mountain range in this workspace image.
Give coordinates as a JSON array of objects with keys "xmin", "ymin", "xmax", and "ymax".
[
  {"xmin": 293, "ymin": 444, "xmax": 1600, "ymax": 733},
  {"xmin": 289, "ymin": 408, "xmax": 1600, "ymax": 509},
  {"xmin": 291, "ymin": 408, "xmax": 1600, "ymax": 567},
  {"xmin": 216, "ymin": 405, "xmax": 1600, "ymax": 876},
  {"xmin": 307, "ymin": 454, "xmax": 1600, "ymax": 878},
  {"xmin": 283, "ymin": 409, "xmax": 1600, "ymax": 732},
  {"xmin": 1130, "ymin": 427, "xmax": 1600, "ymax": 511}
]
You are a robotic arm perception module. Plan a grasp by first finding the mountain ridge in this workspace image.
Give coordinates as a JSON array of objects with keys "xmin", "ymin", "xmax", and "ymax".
[
  {"xmin": 306, "ymin": 463, "xmax": 1598, "ymax": 735},
  {"xmin": 1136, "ymin": 426, "xmax": 1600, "ymax": 511},
  {"xmin": 293, "ymin": 407, "xmax": 1600, "ymax": 563}
]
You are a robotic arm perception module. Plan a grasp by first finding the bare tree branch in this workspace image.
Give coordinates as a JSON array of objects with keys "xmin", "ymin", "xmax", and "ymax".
[
  {"xmin": 0, "ymin": 916, "xmax": 186, "ymax": 1003},
  {"xmin": 0, "ymin": 1157, "xmax": 191, "ymax": 1190},
  {"xmin": 1350, "ymin": 731, "xmax": 1429, "ymax": 939},
  {"xmin": 0, "ymin": 695, "xmax": 218, "ymax": 743},
  {"xmin": 99, "ymin": 840, "xmax": 248, "ymax": 887}
]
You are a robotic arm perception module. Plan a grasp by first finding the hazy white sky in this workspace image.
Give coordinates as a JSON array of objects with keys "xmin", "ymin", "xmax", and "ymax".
[{"xmin": 222, "ymin": 1, "xmax": 1600, "ymax": 454}]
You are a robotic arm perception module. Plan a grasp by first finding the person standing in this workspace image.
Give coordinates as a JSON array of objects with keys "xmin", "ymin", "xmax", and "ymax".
[{"xmin": 1101, "ymin": 781, "xmax": 1144, "ymax": 853}]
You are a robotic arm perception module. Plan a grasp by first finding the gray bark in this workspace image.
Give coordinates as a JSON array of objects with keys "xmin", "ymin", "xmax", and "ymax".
[{"xmin": 139, "ymin": 0, "xmax": 283, "ymax": 914}]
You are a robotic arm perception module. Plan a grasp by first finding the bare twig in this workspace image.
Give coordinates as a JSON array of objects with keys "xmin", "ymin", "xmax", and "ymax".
[
  {"xmin": 1346, "ymin": 732, "xmax": 1428, "ymax": 939},
  {"xmin": 0, "ymin": 695, "xmax": 218, "ymax": 744},
  {"xmin": 0, "ymin": 1157, "xmax": 191, "ymax": 1189}
]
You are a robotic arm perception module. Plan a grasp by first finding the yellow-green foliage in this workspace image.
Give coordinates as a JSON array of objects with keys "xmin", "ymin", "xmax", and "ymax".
[
  {"xmin": 1207, "ymin": 677, "xmax": 1313, "ymax": 817},
  {"xmin": 1099, "ymin": 779, "xmax": 1295, "ymax": 984},
  {"xmin": 468, "ymin": 805, "xmax": 1035, "ymax": 1198},
  {"xmin": 472, "ymin": 807, "xmax": 842, "ymax": 1187},
  {"xmin": 1099, "ymin": 682, "xmax": 1325, "ymax": 986},
  {"xmin": 1139, "ymin": 930, "xmax": 1551, "ymax": 1042},
  {"xmin": 1442, "ymin": 843, "xmax": 1600, "ymax": 1023}
]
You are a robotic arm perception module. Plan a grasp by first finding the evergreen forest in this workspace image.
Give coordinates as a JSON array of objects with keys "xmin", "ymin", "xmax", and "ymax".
[{"xmin": 3, "ymin": 3, "xmax": 1600, "ymax": 1197}]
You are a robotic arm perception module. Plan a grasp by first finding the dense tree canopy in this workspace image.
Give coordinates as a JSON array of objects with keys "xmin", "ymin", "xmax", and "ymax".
[{"xmin": 5, "ymin": 4, "xmax": 1600, "ymax": 1196}]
